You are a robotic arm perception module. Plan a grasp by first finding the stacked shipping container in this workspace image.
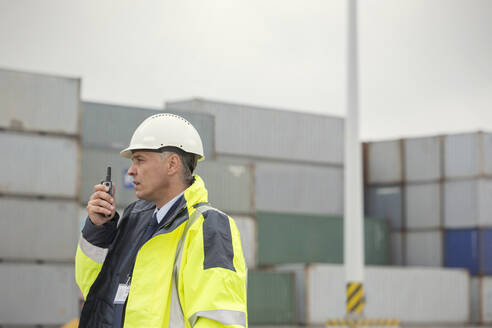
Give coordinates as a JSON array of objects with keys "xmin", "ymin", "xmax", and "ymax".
[
  {"xmin": 1, "ymin": 83, "xmax": 476, "ymax": 326},
  {"xmin": 165, "ymin": 98, "xmax": 392, "ymax": 324},
  {"xmin": 365, "ymin": 132, "xmax": 492, "ymax": 324},
  {"xmin": 444, "ymin": 132, "xmax": 492, "ymax": 324},
  {"xmin": 277, "ymin": 264, "xmax": 469, "ymax": 325},
  {"xmin": 365, "ymin": 137, "xmax": 444, "ymax": 266},
  {"xmin": 80, "ymin": 99, "xmax": 365, "ymax": 324},
  {"xmin": 0, "ymin": 69, "xmax": 81, "ymax": 326}
]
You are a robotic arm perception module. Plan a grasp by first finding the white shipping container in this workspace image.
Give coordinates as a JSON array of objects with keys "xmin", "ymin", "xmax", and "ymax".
[
  {"xmin": 255, "ymin": 162, "xmax": 343, "ymax": 215},
  {"xmin": 0, "ymin": 69, "xmax": 80, "ymax": 135},
  {"xmin": 404, "ymin": 136, "xmax": 442, "ymax": 182},
  {"xmin": 405, "ymin": 230, "xmax": 443, "ymax": 267},
  {"xmin": 391, "ymin": 231, "xmax": 404, "ymax": 266},
  {"xmin": 444, "ymin": 178, "xmax": 492, "ymax": 228},
  {"xmin": 166, "ymin": 98, "xmax": 344, "ymax": 165},
  {"xmin": 232, "ymin": 216, "xmax": 257, "ymax": 269},
  {"xmin": 196, "ymin": 161, "xmax": 254, "ymax": 214},
  {"xmin": 444, "ymin": 132, "xmax": 492, "ymax": 179},
  {"xmin": 366, "ymin": 140, "xmax": 402, "ymax": 184},
  {"xmin": 1, "ymin": 132, "xmax": 80, "ymax": 198},
  {"xmin": 484, "ymin": 133, "xmax": 492, "ymax": 176},
  {"xmin": 405, "ymin": 183, "xmax": 441, "ymax": 230},
  {"xmin": 0, "ymin": 198, "xmax": 79, "ymax": 261},
  {"xmin": 0, "ymin": 263, "xmax": 79, "ymax": 325},
  {"xmin": 470, "ymin": 278, "xmax": 481, "ymax": 324},
  {"xmin": 305, "ymin": 264, "xmax": 469, "ymax": 325},
  {"xmin": 483, "ymin": 277, "xmax": 492, "ymax": 323}
]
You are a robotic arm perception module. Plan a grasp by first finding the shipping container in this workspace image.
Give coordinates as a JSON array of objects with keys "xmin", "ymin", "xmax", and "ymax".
[
  {"xmin": 0, "ymin": 198, "xmax": 79, "ymax": 261},
  {"xmin": 405, "ymin": 230, "xmax": 443, "ymax": 267},
  {"xmin": 305, "ymin": 264, "xmax": 469, "ymax": 325},
  {"xmin": 403, "ymin": 136, "xmax": 442, "ymax": 183},
  {"xmin": 272, "ymin": 264, "xmax": 307, "ymax": 325},
  {"xmin": 483, "ymin": 277, "xmax": 492, "ymax": 323},
  {"xmin": 470, "ymin": 277, "xmax": 492, "ymax": 324},
  {"xmin": 444, "ymin": 228, "xmax": 492, "ymax": 275},
  {"xmin": 247, "ymin": 270, "xmax": 296, "ymax": 325},
  {"xmin": 390, "ymin": 231, "xmax": 404, "ymax": 265},
  {"xmin": 470, "ymin": 277, "xmax": 481, "ymax": 324},
  {"xmin": 366, "ymin": 140, "xmax": 402, "ymax": 184},
  {"xmin": 482, "ymin": 229, "xmax": 492, "ymax": 274},
  {"xmin": 213, "ymin": 157, "xmax": 343, "ymax": 215},
  {"xmin": 405, "ymin": 183, "xmax": 441, "ymax": 230},
  {"xmin": 166, "ymin": 98, "xmax": 344, "ymax": 165},
  {"xmin": 365, "ymin": 185, "xmax": 403, "ymax": 229},
  {"xmin": 0, "ymin": 69, "xmax": 80, "ymax": 135},
  {"xmin": 1, "ymin": 132, "xmax": 80, "ymax": 198},
  {"xmin": 0, "ymin": 263, "xmax": 79, "ymax": 325},
  {"xmin": 195, "ymin": 161, "xmax": 254, "ymax": 214},
  {"xmin": 232, "ymin": 215, "xmax": 257, "ymax": 269},
  {"xmin": 82, "ymin": 102, "xmax": 215, "ymax": 158},
  {"xmin": 255, "ymin": 162, "xmax": 343, "ymax": 215},
  {"xmin": 444, "ymin": 132, "xmax": 492, "ymax": 179},
  {"xmin": 445, "ymin": 229, "xmax": 480, "ymax": 275},
  {"xmin": 444, "ymin": 178, "xmax": 492, "ymax": 228},
  {"xmin": 256, "ymin": 212, "xmax": 389, "ymax": 266}
]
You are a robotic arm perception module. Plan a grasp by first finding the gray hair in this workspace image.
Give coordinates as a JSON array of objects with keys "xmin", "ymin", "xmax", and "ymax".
[{"xmin": 159, "ymin": 147, "xmax": 198, "ymax": 186}]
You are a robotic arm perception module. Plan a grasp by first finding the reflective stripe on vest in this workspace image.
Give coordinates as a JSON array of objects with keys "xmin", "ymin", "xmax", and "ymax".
[
  {"xmin": 169, "ymin": 205, "xmax": 209, "ymax": 328},
  {"xmin": 169, "ymin": 204, "xmax": 247, "ymax": 328},
  {"xmin": 79, "ymin": 235, "xmax": 108, "ymax": 264}
]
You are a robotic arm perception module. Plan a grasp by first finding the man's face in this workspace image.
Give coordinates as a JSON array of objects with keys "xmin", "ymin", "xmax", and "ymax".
[{"xmin": 128, "ymin": 151, "xmax": 170, "ymax": 202}]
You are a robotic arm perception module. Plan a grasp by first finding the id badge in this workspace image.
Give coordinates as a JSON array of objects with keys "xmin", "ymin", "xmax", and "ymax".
[{"xmin": 114, "ymin": 283, "xmax": 131, "ymax": 304}]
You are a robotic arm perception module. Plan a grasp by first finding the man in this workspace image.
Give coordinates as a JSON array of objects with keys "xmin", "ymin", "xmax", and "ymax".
[{"xmin": 75, "ymin": 113, "xmax": 248, "ymax": 327}]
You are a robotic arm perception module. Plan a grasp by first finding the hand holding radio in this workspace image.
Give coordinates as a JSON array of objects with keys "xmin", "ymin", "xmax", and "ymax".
[{"xmin": 87, "ymin": 166, "xmax": 117, "ymax": 226}]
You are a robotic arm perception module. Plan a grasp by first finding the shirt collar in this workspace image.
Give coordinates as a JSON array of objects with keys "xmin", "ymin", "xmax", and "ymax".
[{"xmin": 153, "ymin": 191, "xmax": 185, "ymax": 224}]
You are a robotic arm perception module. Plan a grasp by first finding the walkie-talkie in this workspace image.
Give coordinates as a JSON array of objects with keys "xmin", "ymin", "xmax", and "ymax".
[{"xmin": 101, "ymin": 166, "xmax": 113, "ymax": 217}]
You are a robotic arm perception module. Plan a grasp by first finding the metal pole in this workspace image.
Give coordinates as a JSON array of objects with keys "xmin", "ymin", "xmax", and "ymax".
[{"xmin": 344, "ymin": 0, "xmax": 365, "ymax": 317}]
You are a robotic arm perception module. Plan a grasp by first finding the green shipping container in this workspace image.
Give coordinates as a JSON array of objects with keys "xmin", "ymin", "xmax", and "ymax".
[
  {"xmin": 247, "ymin": 270, "xmax": 296, "ymax": 325},
  {"xmin": 257, "ymin": 212, "xmax": 389, "ymax": 266}
]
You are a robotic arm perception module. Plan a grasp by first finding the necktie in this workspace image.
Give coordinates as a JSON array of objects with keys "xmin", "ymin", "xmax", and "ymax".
[
  {"xmin": 149, "ymin": 212, "xmax": 159, "ymax": 230},
  {"xmin": 142, "ymin": 212, "xmax": 159, "ymax": 242}
]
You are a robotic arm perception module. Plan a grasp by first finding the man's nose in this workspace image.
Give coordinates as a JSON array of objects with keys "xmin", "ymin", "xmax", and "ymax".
[{"xmin": 128, "ymin": 163, "xmax": 136, "ymax": 176}]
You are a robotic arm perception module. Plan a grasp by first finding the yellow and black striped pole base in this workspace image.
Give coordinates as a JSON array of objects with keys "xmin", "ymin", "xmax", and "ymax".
[
  {"xmin": 325, "ymin": 282, "xmax": 400, "ymax": 327},
  {"xmin": 346, "ymin": 281, "xmax": 365, "ymax": 314},
  {"xmin": 325, "ymin": 318, "xmax": 400, "ymax": 327}
]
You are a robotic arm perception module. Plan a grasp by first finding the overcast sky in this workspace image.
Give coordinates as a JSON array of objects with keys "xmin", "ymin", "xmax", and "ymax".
[{"xmin": 0, "ymin": 0, "xmax": 491, "ymax": 140}]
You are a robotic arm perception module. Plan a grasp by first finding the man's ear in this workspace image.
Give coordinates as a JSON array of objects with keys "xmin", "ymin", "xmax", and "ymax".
[{"xmin": 167, "ymin": 153, "xmax": 181, "ymax": 175}]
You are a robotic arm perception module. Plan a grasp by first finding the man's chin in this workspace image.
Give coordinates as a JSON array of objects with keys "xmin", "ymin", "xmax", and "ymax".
[{"xmin": 135, "ymin": 191, "xmax": 147, "ymax": 200}]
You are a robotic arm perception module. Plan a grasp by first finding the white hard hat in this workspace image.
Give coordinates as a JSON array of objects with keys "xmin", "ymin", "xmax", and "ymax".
[{"xmin": 120, "ymin": 113, "xmax": 204, "ymax": 160}]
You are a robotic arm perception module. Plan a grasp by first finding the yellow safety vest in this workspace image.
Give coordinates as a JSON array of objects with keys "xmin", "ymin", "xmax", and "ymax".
[{"xmin": 75, "ymin": 175, "xmax": 248, "ymax": 327}]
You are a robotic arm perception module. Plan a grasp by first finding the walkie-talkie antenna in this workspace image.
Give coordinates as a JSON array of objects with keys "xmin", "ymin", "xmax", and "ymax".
[{"xmin": 106, "ymin": 166, "xmax": 112, "ymax": 181}]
